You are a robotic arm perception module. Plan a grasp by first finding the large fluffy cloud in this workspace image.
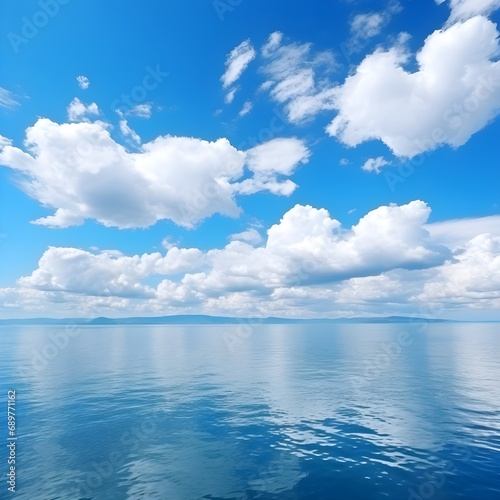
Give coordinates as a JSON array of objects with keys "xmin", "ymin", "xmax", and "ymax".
[
  {"xmin": 0, "ymin": 118, "xmax": 308, "ymax": 229},
  {"xmin": 3, "ymin": 203, "xmax": 500, "ymax": 318},
  {"xmin": 418, "ymin": 233, "xmax": 500, "ymax": 307},
  {"xmin": 18, "ymin": 246, "xmax": 206, "ymax": 298},
  {"xmin": 14, "ymin": 200, "xmax": 448, "ymax": 299},
  {"xmin": 327, "ymin": 16, "xmax": 500, "ymax": 157}
]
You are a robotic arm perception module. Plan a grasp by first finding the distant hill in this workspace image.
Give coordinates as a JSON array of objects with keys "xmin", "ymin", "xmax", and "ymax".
[{"xmin": 0, "ymin": 315, "xmax": 464, "ymax": 325}]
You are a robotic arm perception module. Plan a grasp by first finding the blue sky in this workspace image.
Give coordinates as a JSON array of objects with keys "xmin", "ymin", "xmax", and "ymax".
[{"xmin": 1, "ymin": 0, "xmax": 499, "ymax": 319}]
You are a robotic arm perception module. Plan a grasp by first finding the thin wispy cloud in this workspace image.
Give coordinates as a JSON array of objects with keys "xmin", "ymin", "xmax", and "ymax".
[
  {"xmin": 0, "ymin": 87, "xmax": 19, "ymax": 108},
  {"xmin": 238, "ymin": 100, "xmax": 253, "ymax": 117},
  {"xmin": 260, "ymin": 31, "xmax": 338, "ymax": 123},
  {"xmin": 221, "ymin": 39, "xmax": 256, "ymax": 104},
  {"xmin": 221, "ymin": 39, "xmax": 256, "ymax": 89}
]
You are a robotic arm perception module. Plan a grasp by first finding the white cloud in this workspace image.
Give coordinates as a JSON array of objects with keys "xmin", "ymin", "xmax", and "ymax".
[
  {"xmin": 18, "ymin": 246, "xmax": 206, "ymax": 298},
  {"xmin": 19, "ymin": 201, "xmax": 444, "ymax": 297},
  {"xmin": 221, "ymin": 39, "xmax": 256, "ymax": 103},
  {"xmin": 221, "ymin": 39, "xmax": 256, "ymax": 89},
  {"xmin": 0, "ymin": 118, "xmax": 308, "ymax": 229},
  {"xmin": 76, "ymin": 75, "xmax": 90, "ymax": 89},
  {"xmin": 245, "ymin": 138, "xmax": 309, "ymax": 176},
  {"xmin": 128, "ymin": 103, "xmax": 152, "ymax": 118},
  {"xmin": 224, "ymin": 87, "xmax": 237, "ymax": 104},
  {"xmin": 441, "ymin": 0, "xmax": 500, "ymax": 22},
  {"xmin": 426, "ymin": 215, "xmax": 500, "ymax": 249},
  {"xmin": 0, "ymin": 136, "xmax": 12, "ymax": 148},
  {"xmin": 119, "ymin": 119, "xmax": 141, "ymax": 144},
  {"xmin": 417, "ymin": 233, "xmax": 500, "ymax": 306},
  {"xmin": 351, "ymin": 12, "xmax": 386, "ymax": 39},
  {"xmin": 233, "ymin": 138, "xmax": 309, "ymax": 196},
  {"xmin": 327, "ymin": 16, "xmax": 500, "ymax": 157},
  {"xmin": 67, "ymin": 97, "xmax": 100, "ymax": 122},
  {"xmin": 230, "ymin": 228, "xmax": 263, "ymax": 246},
  {"xmin": 163, "ymin": 201, "xmax": 448, "ymax": 300},
  {"xmin": 346, "ymin": 3, "xmax": 402, "ymax": 56},
  {"xmin": 161, "ymin": 237, "xmax": 180, "ymax": 250},
  {"xmin": 5, "ymin": 201, "xmax": 500, "ymax": 318},
  {"xmin": 0, "ymin": 87, "xmax": 19, "ymax": 108},
  {"xmin": 260, "ymin": 32, "xmax": 338, "ymax": 123},
  {"xmin": 239, "ymin": 100, "xmax": 253, "ymax": 117},
  {"xmin": 362, "ymin": 156, "xmax": 390, "ymax": 173}
]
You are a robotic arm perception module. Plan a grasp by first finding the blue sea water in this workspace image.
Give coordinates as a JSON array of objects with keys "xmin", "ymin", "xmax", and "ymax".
[{"xmin": 0, "ymin": 323, "xmax": 499, "ymax": 500}]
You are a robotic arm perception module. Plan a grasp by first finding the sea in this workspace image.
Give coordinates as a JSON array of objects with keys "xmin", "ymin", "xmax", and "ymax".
[{"xmin": 0, "ymin": 323, "xmax": 499, "ymax": 499}]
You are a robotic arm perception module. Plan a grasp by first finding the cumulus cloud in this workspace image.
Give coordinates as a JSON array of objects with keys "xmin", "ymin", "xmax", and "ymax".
[
  {"xmin": 233, "ymin": 138, "xmax": 309, "ymax": 196},
  {"xmin": 327, "ymin": 16, "xmax": 500, "ymax": 157},
  {"xmin": 76, "ymin": 75, "xmax": 90, "ymax": 89},
  {"xmin": 0, "ymin": 87, "xmax": 19, "ymax": 108},
  {"xmin": 67, "ymin": 97, "xmax": 100, "ymax": 122},
  {"xmin": 245, "ymin": 138, "xmax": 310, "ymax": 176},
  {"xmin": 362, "ymin": 156, "xmax": 390, "ymax": 173},
  {"xmin": 260, "ymin": 31, "xmax": 338, "ymax": 123},
  {"xmin": 18, "ymin": 246, "xmax": 206, "ymax": 298},
  {"xmin": 5, "ymin": 201, "xmax": 500, "ymax": 318},
  {"xmin": 418, "ymin": 233, "xmax": 500, "ymax": 306},
  {"xmin": 0, "ymin": 118, "xmax": 309, "ymax": 229},
  {"xmin": 16, "ymin": 200, "xmax": 447, "ymax": 297}
]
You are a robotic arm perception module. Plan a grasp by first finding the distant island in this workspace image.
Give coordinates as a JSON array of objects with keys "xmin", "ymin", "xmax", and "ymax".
[{"xmin": 0, "ymin": 315, "xmax": 479, "ymax": 325}]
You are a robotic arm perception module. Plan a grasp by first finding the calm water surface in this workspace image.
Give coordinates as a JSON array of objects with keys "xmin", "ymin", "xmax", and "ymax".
[{"xmin": 0, "ymin": 323, "xmax": 499, "ymax": 499}]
